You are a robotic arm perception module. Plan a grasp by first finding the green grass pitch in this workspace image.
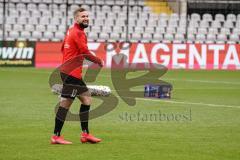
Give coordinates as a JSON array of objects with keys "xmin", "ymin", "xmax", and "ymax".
[{"xmin": 0, "ymin": 67, "xmax": 240, "ymax": 160}]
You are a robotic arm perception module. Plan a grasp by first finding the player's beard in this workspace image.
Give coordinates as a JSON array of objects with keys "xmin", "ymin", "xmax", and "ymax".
[{"xmin": 79, "ymin": 21, "xmax": 89, "ymax": 28}]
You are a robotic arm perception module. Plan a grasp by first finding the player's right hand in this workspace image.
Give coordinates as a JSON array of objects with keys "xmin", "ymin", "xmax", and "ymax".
[{"xmin": 98, "ymin": 59, "xmax": 104, "ymax": 67}]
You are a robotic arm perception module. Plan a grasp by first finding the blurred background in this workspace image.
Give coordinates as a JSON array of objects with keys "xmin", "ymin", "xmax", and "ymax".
[{"xmin": 0, "ymin": 0, "xmax": 239, "ymax": 43}]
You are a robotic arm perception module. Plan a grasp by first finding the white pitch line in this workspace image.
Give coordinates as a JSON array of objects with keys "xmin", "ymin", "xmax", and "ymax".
[
  {"xmin": 164, "ymin": 78, "xmax": 240, "ymax": 85},
  {"xmin": 116, "ymin": 96, "xmax": 240, "ymax": 109}
]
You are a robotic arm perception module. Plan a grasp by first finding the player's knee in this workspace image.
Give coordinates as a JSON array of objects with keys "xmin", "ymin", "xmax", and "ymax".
[
  {"xmin": 81, "ymin": 96, "xmax": 92, "ymax": 105},
  {"xmin": 60, "ymin": 97, "xmax": 73, "ymax": 109}
]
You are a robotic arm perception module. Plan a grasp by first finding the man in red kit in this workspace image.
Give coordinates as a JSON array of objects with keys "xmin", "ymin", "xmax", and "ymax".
[{"xmin": 51, "ymin": 8, "xmax": 104, "ymax": 144}]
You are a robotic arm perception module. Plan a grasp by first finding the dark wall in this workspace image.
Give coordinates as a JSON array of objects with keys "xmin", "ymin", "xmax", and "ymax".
[{"xmin": 187, "ymin": 1, "xmax": 240, "ymax": 16}]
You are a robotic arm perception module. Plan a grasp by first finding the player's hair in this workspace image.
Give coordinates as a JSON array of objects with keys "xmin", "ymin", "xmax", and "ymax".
[{"xmin": 73, "ymin": 8, "xmax": 87, "ymax": 17}]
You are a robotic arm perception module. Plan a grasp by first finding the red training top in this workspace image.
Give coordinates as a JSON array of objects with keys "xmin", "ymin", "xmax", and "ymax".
[{"xmin": 60, "ymin": 23, "xmax": 101, "ymax": 79}]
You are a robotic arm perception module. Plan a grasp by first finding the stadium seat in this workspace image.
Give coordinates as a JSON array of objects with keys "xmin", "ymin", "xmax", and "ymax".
[
  {"xmin": 6, "ymin": 3, "xmax": 15, "ymax": 9},
  {"xmin": 152, "ymin": 34, "xmax": 163, "ymax": 42},
  {"xmin": 166, "ymin": 27, "xmax": 176, "ymax": 34},
  {"xmin": 174, "ymin": 33, "xmax": 185, "ymax": 43},
  {"xmin": 188, "ymin": 27, "xmax": 197, "ymax": 35},
  {"xmin": 168, "ymin": 19, "xmax": 178, "ymax": 28},
  {"xmin": 102, "ymin": 26, "xmax": 112, "ymax": 33},
  {"xmin": 25, "ymin": 24, "xmax": 35, "ymax": 32},
  {"xmin": 102, "ymin": 5, "xmax": 111, "ymax": 12},
  {"xmin": 94, "ymin": 19, "xmax": 104, "ymax": 26},
  {"xmin": 237, "ymin": 14, "xmax": 240, "ymax": 21},
  {"xmin": 228, "ymin": 34, "xmax": 239, "ymax": 44},
  {"xmin": 13, "ymin": 24, "xmax": 24, "ymax": 32},
  {"xmin": 116, "ymin": 0, "xmax": 126, "ymax": 5},
  {"xmin": 53, "ymin": 32, "xmax": 64, "ymax": 41},
  {"xmin": 27, "ymin": 3, "xmax": 37, "ymax": 11},
  {"xmin": 104, "ymin": 19, "xmax": 115, "ymax": 27},
  {"xmin": 42, "ymin": 31, "xmax": 54, "ymax": 41},
  {"xmin": 48, "ymin": 3, "xmax": 59, "ymax": 12},
  {"xmin": 191, "ymin": 13, "xmax": 201, "ymax": 22},
  {"xmin": 7, "ymin": 31, "xmax": 19, "ymax": 41},
  {"xmin": 203, "ymin": 13, "xmax": 213, "ymax": 22},
  {"xmin": 39, "ymin": 17, "xmax": 50, "ymax": 25},
  {"xmin": 139, "ymin": 13, "xmax": 149, "ymax": 20},
  {"xmin": 88, "ymin": 32, "xmax": 98, "ymax": 42},
  {"xmin": 59, "ymin": 4, "xmax": 67, "ymax": 11},
  {"xmin": 99, "ymin": 33, "xmax": 109, "ymax": 42},
  {"xmin": 148, "ymin": 19, "xmax": 157, "ymax": 27},
  {"xmin": 17, "ymin": 17, "xmax": 27, "ymax": 25},
  {"xmin": 21, "ymin": 0, "xmax": 32, "ymax": 3},
  {"xmin": 96, "ymin": 0, "xmax": 105, "ymax": 5},
  {"xmin": 216, "ymin": 34, "xmax": 227, "ymax": 44},
  {"xmin": 30, "ymin": 31, "xmax": 42, "ymax": 41},
  {"xmin": 107, "ymin": 12, "xmax": 117, "ymax": 19},
  {"xmin": 224, "ymin": 20, "xmax": 234, "ymax": 28},
  {"xmin": 177, "ymin": 27, "xmax": 186, "ymax": 35},
  {"xmin": 142, "ymin": 33, "xmax": 152, "ymax": 43},
  {"xmin": 16, "ymin": 3, "xmax": 26, "ymax": 10},
  {"xmin": 58, "ymin": 25, "xmax": 66, "ymax": 32},
  {"xmin": 211, "ymin": 20, "xmax": 221, "ymax": 28},
  {"xmin": 198, "ymin": 27, "xmax": 208, "ymax": 35},
  {"xmin": 9, "ymin": 0, "xmax": 19, "ymax": 2},
  {"xmin": 85, "ymin": 0, "xmax": 94, "ymax": 5},
  {"xmin": 74, "ymin": 0, "xmax": 84, "ymax": 4},
  {"xmin": 19, "ymin": 31, "xmax": 31, "ymax": 41},
  {"xmin": 109, "ymin": 33, "xmax": 120, "ymax": 42},
  {"xmin": 5, "ymin": 24, "xmax": 12, "ymax": 31},
  {"xmin": 51, "ymin": 17, "xmax": 61, "ymax": 25},
  {"xmin": 42, "ymin": 11, "xmax": 52, "ymax": 18},
  {"xmin": 163, "ymin": 33, "xmax": 174, "ymax": 43},
  {"xmin": 131, "ymin": 33, "xmax": 141, "ymax": 42},
  {"xmin": 145, "ymin": 27, "xmax": 155, "ymax": 34},
  {"xmin": 149, "ymin": 13, "xmax": 159, "ymax": 20},
  {"xmin": 112, "ymin": 26, "xmax": 122, "ymax": 33},
  {"xmin": 206, "ymin": 34, "xmax": 216, "ymax": 44},
  {"xmin": 6, "ymin": 17, "xmax": 16, "ymax": 24},
  {"xmin": 170, "ymin": 13, "xmax": 179, "ymax": 21},
  {"xmin": 135, "ymin": 26, "xmax": 144, "ymax": 34},
  {"xmin": 195, "ymin": 34, "xmax": 206, "ymax": 43},
  {"xmin": 157, "ymin": 19, "xmax": 167, "ymax": 27},
  {"xmin": 187, "ymin": 34, "xmax": 195, "ymax": 43},
  {"xmin": 227, "ymin": 14, "xmax": 236, "ymax": 22},
  {"xmin": 36, "ymin": 25, "xmax": 46, "ymax": 32},
  {"xmin": 43, "ymin": 0, "xmax": 52, "ymax": 3},
  {"xmin": 136, "ymin": 20, "xmax": 147, "ymax": 27},
  {"xmin": 32, "ymin": 0, "xmax": 42, "ymax": 3},
  {"xmin": 156, "ymin": 27, "xmax": 165, "ymax": 34},
  {"xmin": 215, "ymin": 14, "xmax": 225, "ymax": 22},
  {"xmin": 159, "ymin": 13, "xmax": 169, "ymax": 21},
  {"xmin": 208, "ymin": 28, "xmax": 218, "ymax": 35},
  {"xmin": 189, "ymin": 20, "xmax": 199, "ymax": 28},
  {"xmin": 220, "ymin": 28, "xmax": 231, "ymax": 35},
  {"xmin": 53, "ymin": 0, "xmax": 65, "ymax": 4},
  {"xmin": 38, "ymin": 3, "xmax": 48, "ymax": 11},
  {"xmin": 199, "ymin": 20, "xmax": 209, "ymax": 28},
  {"xmin": 8, "ymin": 10, "xmax": 19, "ymax": 17},
  {"xmin": 31, "ymin": 10, "xmax": 41, "ymax": 18},
  {"xmin": 233, "ymin": 28, "xmax": 240, "ymax": 35},
  {"xmin": 128, "ymin": 26, "xmax": 134, "ymax": 34},
  {"xmin": 105, "ymin": 0, "xmax": 115, "ymax": 5},
  {"xmin": 179, "ymin": 19, "xmax": 187, "ymax": 27},
  {"xmin": 91, "ymin": 26, "xmax": 101, "ymax": 33}
]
